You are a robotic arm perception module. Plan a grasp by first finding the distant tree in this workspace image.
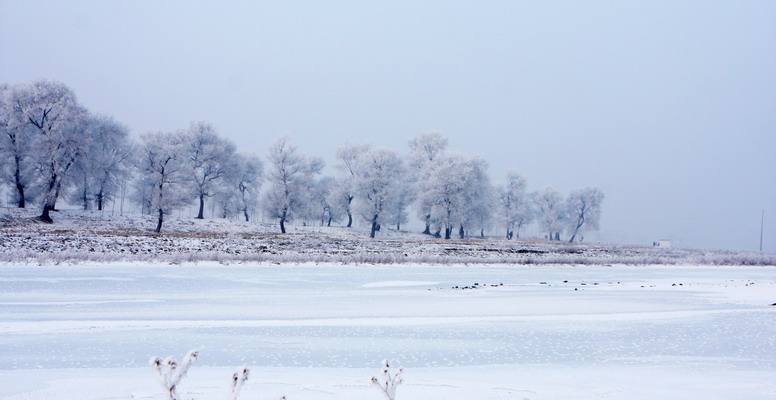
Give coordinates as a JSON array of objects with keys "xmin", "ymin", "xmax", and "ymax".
[
  {"xmin": 327, "ymin": 178, "xmax": 357, "ymax": 227},
  {"xmin": 459, "ymin": 156, "xmax": 494, "ymax": 238},
  {"xmin": 335, "ymin": 142, "xmax": 371, "ymax": 227},
  {"xmin": 534, "ymin": 187, "xmax": 566, "ymax": 240},
  {"xmin": 9, "ymin": 80, "xmax": 87, "ymax": 222},
  {"xmin": 425, "ymin": 154, "xmax": 472, "ymax": 239},
  {"xmin": 138, "ymin": 132, "xmax": 187, "ymax": 232},
  {"xmin": 263, "ymin": 136, "xmax": 324, "ymax": 233},
  {"xmin": 182, "ymin": 121, "xmax": 236, "ymax": 219},
  {"xmin": 386, "ymin": 182, "xmax": 415, "ymax": 231},
  {"xmin": 354, "ymin": 148, "xmax": 405, "ymax": 238},
  {"xmin": 407, "ymin": 131, "xmax": 448, "ymax": 234},
  {"xmin": 566, "ymin": 187, "xmax": 604, "ymax": 243},
  {"xmin": 68, "ymin": 114, "xmax": 134, "ymax": 211},
  {"xmin": 497, "ymin": 171, "xmax": 534, "ymax": 239},
  {"xmin": 232, "ymin": 153, "xmax": 263, "ymax": 222}
]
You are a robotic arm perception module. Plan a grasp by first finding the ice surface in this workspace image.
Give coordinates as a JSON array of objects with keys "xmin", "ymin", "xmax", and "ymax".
[{"xmin": 0, "ymin": 264, "xmax": 774, "ymax": 399}]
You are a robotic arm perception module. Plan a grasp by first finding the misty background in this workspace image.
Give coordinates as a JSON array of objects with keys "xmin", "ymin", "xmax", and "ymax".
[{"xmin": 1, "ymin": 0, "xmax": 774, "ymax": 252}]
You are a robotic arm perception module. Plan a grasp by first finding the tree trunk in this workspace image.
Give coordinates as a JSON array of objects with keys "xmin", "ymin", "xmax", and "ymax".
[
  {"xmin": 96, "ymin": 190, "xmax": 104, "ymax": 211},
  {"xmin": 38, "ymin": 171, "xmax": 58, "ymax": 223},
  {"xmin": 279, "ymin": 209, "xmax": 287, "ymax": 234},
  {"xmin": 39, "ymin": 204, "xmax": 54, "ymax": 223},
  {"xmin": 155, "ymin": 208, "xmax": 164, "ymax": 232},
  {"xmin": 422, "ymin": 214, "xmax": 431, "ymax": 235},
  {"xmin": 370, "ymin": 214, "xmax": 379, "ymax": 238},
  {"xmin": 396, "ymin": 221, "xmax": 401, "ymax": 231},
  {"xmin": 81, "ymin": 185, "xmax": 89, "ymax": 210},
  {"xmin": 459, "ymin": 225, "xmax": 465, "ymax": 239},
  {"xmin": 444, "ymin": 226, "xmax": 452, "ymax": 240},
  {"xmin": 346, "ymin": 196, "xmax": 353, "ymax": 227},
  {"xmin": 327, "ymin": 214, "xmax": 332, "ymax": 227},
  {"xmin": 15, "ymin": 182, "xmax": 25, "ymax": 208},
  {"xmin": 197, "ymin": 193, "xmax": 205, "ymax": 219},
  {"xmin": 243, "ymin": 207, "xmax": 250, "ymax": 222}
]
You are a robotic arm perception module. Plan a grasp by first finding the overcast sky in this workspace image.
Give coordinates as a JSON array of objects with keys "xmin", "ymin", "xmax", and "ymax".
[{"xmin": 1, "ymin": 0, "xmax": 774, "ymax": 252}]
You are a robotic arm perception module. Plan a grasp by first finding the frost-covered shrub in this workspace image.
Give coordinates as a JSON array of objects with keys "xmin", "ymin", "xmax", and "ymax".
[
  {"xmin": 371, "ymin": 359, "xmax": 404, "ymax": 400},
  {"xmin": 150, "ymin": 350, "xmax": 198, "ymax": 400},
  {"xmin": 229, "ymin": 367, "xmax": 250, "ymax": 400},
  {"xmin": 150, "ymin": 350, "xmax": 252, "ymax": 400}
]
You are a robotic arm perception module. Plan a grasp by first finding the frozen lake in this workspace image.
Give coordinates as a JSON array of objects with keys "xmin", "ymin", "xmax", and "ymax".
[{"xmin": 1, "ymin": 264, "xmax": 775, "ymax": 399}]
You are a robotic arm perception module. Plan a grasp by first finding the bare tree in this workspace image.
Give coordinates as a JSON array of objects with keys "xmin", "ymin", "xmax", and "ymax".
[{"xmin": 566, "ymin": 187, "xmax": 604, "ymax": 243}]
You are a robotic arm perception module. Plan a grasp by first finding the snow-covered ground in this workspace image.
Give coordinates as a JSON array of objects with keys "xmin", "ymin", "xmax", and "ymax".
[
  {"xmin": 2, "ymin": 208, "xmax": 774, "ymax": 266},
  {"xmin": 1, "ymin": 264, "xmax": 775, "ymax": 399}
]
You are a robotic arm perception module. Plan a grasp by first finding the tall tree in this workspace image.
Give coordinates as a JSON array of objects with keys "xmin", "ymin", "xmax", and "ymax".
[
  {"xmin": 0, "ymin": 84, "xmax": 38, "ymax": 208},
  {"xmin": 182, "ymin": 121, "xmax": 236, "ymax": 219},
  {"xmin": 407, "ymin": 131, "xmax": 448, "ymax": 234},
  {"xmin": 233, "ymin": 153, "xmax": 263, "ymax": 222},
  {"xmin": 68, "ymin": 115, "xmax": 133, "ymax": 211},
  {"xmin": 535, "ymin": 187, "xmax": 566, "ymax": 241},
  {"xmin": 497, "ymin": 171, "xmax": 534, "ymax": 239},
  {"xmin": 566, "ymin": 187, "xmax": 604, "ymax": 243},
  {"xmin": 335, "ymin": 142, "xmax": 371, "ymax": 228},
  {"xmin": 425, "ymin": 154, "xmax": 472, "ymax": 239},
  {"xmin": 10, "ymin": 80, "xmax": 87, "ymax": 222},
  {"xmin": 459, "ymin": 156, "xmax": 494, "ymax": 238},
  {"xmin": 263, "ymin": 136, "xmax": 324, "ymax": 233},
  {"xmin": 138, "ymin": 132, "xmax": 187, "ymax": 232},
  {"xmin": 354, "ymin": 148, "xmax": 405, "ymax": 238}
]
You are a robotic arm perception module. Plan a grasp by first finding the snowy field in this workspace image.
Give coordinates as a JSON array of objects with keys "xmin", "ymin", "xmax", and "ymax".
[{"xmin": 1, "ymin": 264, "xmax": 775, "ymax": 399}]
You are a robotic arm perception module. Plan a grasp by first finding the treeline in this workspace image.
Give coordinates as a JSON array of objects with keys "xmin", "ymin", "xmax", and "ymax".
[{"xmin": 0, "ymin": 80, "xmax": 603, "ymax": 241}]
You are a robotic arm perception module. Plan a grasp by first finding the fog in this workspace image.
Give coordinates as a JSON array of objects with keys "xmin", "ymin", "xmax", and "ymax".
[{"xmin": 1, "ymin": 0, "xmax": 774, "ymax": 251}]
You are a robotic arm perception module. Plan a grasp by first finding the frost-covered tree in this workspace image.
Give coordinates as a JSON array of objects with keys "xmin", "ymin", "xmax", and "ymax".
[
  {"xmin": 263, "ymin": 136, "xmax": 324, "ymax": 233},
  {"xmin": 497, "ymin": 171, "xmax": 534, "ymax": 239},
  {"xmin": 425, "ymin": 154, "xmax": 473, "ymax": 239},
  {"xmin": 407, "ymin": 131, "xmax": 448, "ymax": 234},
  {"xmin": 0, "ymin": 84, "xmax": 38, "ymax": 208},
  {"xmin": 566, "ymin": 187, "xmax": 604, "ymax": 243},
  {"xmin": 68, "ymin": 114, "xmax": 133, "ymax": 211},
  {"xmin": 335, "ymin": 142, "xmax": 371, "ymax": 227},
  {"xmin": 354, "ymin": 148, "xmax": 405, "ymax": 238},
  {"xmin": 535, "ymin": 187, "xmax": 566, "ymax": 240},
  {"xmin": 326, "ymin": 177, "xmax": 357, "ymax": 227},
  {"xmin": 138, "ymin": 132, "xmax": 187, "ymax": 232},
  {"xmin": 386, "ymin": 182, "xmax": 415, "ymax": 231},
  {"xmin": 9, "ymin": 80, "xmax": 87, "ymax": 222},
  {"xmin": 182, "ymin": 121, "xmax": 237, "ymax": 219},
  {"xmin": 459, "ymin": 156, "xmax": 494, "ymax": 238},
  {"xmin": 231, "ymin": 152, "xmax": 263, "ymax": 222}
]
